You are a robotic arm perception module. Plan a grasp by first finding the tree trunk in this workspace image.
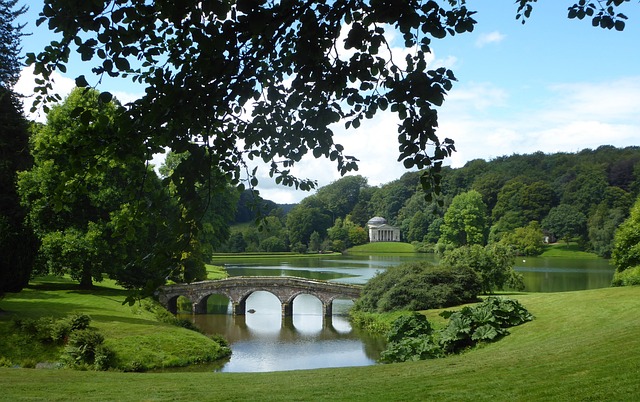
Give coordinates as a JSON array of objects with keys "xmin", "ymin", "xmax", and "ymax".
[{"xmin": 79, "ymin": 268, "xmax": 93, "ymax": 289}]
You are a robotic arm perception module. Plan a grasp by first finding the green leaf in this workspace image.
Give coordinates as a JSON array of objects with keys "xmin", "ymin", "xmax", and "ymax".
[
  {"xmin": 98, "ymin": 91, "xmax": 113, "ymax": 103},
  {"xmin": 114, "ymin": 57, "xmax": 130, "ymax": 71},
  {"xmin": 75, "ymin": 75, "xmax": 89, "ymax": 88}
]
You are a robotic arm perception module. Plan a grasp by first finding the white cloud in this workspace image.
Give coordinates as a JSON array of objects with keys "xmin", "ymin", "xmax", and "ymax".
[
  {"xmin": 15, "ymin": 66, "xmax": 75, "ymax": 122},
  {"xmin": 15, "ymin": 66, "xmax": 145, "ymax": 123},
  {"xmin": 475, "ymin": 31, "xmax": 506, "ymax": 48},
  {"xmin": 439, "ymin": 76, "xmax": 640, "ymax": 168}
]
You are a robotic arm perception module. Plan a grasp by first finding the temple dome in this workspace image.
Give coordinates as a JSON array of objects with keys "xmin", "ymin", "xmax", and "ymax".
[{"xmin": 367, "ymin": 216, "xmax": 387, "ymax": 226}]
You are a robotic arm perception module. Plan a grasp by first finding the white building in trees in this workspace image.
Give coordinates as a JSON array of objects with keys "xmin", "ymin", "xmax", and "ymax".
[{"xmin": 367, "ymin": 217, "xmax": 401, "ymax": 242}]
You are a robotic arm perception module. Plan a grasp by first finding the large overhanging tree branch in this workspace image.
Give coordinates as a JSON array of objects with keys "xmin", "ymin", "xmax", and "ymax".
[
  {"xmin": 28, "ymin": 0, "xmax": 477, "ymax": 200},
  {"xmin": 27, "ymin": 0, "xmax": 632, "ymax": 202}
]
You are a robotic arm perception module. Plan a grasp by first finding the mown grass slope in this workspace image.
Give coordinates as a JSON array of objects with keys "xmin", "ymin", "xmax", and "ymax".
[
  {"xmin": 348, "ymin": 242, "xmax": 416, "ymax": 253},
  {"xmin": 0, "ymin": 275, "xmax": 228, "ymax": 371},
  {"xmin": 2, "ymin": 283, "xmax": 639, "ymax": 401}
]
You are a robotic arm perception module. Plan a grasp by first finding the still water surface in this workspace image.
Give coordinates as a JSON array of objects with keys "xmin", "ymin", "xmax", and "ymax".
[{"xmin": 182, "ymin": 254, "xmax": 614, "ymax": 372}]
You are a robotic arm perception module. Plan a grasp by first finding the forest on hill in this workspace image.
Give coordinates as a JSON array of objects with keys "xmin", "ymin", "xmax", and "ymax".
[{"xmin": 221, "ymin": 145, "xmax": 640, "ymax": 258}]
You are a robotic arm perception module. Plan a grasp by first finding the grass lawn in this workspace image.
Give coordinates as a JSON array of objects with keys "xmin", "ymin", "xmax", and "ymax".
[
  {"xmin": 348, "ymin": 242, "xmax": 416, "ymax": 254},
  {"xmin": 540, "ymin": 242, "xmax": 601, "ymax": 259},
  {"xmin": 0, "ymin": 276, "xmax": 228, "ymax": 372},
  {"xmin": 2, "ymin": 277, "xmax": 639, "ymax": 400}
]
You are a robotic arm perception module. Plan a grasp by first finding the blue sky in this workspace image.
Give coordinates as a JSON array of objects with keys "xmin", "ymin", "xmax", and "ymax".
[{"xmin": 15, "ymin": 1, "xmax": 640, "ymax": 203}]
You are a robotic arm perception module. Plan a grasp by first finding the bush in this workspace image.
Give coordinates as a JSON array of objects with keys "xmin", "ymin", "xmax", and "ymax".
[
  {"xmin": 209, "ymin": 333, "xmax": 230, "ymax": 348},
  {"xmin": 62, "ymin": 329, "xmax": 111, "ymax": 370},
  {"xmin": 67, "ymin": 313, "xmax": 91, "ymax": 331},
  {"xmin": 354, "ymin": 262, "xmax": 481, "ymax": 313},
  {"xmin": 379, "ymin": 297, "xmax": 534, "ymax": 363},
  {"xmin": 441, "ymin": 244, "xmax": 524, "ymax": 294},
  {"xmin": 612, "ymin": 266, "xmax": 640, "ymax": 286},
  {"xmin": 349, "ymin": 310, "xmax": 394, "ymax": 335}
]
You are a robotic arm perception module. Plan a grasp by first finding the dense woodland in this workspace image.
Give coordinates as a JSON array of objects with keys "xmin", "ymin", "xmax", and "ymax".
[{"xmin": 221, "ymin": 146, "xmax": 640, "ymax": 259}]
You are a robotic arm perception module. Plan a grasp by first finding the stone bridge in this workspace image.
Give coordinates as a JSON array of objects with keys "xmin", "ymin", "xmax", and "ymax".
[{"xmin": 155, "ymin": 276, "xmax": 362, "ymax": 317}]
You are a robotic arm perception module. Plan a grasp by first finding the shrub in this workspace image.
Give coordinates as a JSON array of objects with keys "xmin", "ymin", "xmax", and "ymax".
[
  {"xmin": 93, "ymin": 345, "xmax": 116, "ymax": 371},
  {"xmin": 441, "ymin": 244, "xmax": 524, "ymax": 294},
  {"xmin": 379, "ymin": 297, "xmax": 533, "ymax": 363},
  {"xmin": 21, "ymin": 358, "xmax": 37, "ymax": 368},
  {"xmin": 612, "ymin": 266, "xmax": 640, "ymax": 286},
  {"xmin": 0, "ymin": 357, "xmax": 13, "ymax": 367},
  {"xmin": 209, "ymin": 333, "xmax": 230, "ymax": 348},
  {"xmin": 348, "ymin": 310, "xmax": 392, "ymax": 335},
  {"xmin": 355, "ymin": 262, "xmax": 481, "ymax": 313},
  {"xmin": 49, "ymin": 319, "xmax": 72, "ymax": 344},
  {"xmin": 62, "ymin": 329, "xmax": 111, "ymax": 370},
  {"xmin": 67, "ymin": 313, "xmax": 91, "ymax": 331}
]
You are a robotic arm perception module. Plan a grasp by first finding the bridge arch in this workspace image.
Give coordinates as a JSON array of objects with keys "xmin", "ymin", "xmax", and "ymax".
[
  {"xmin": 192, "ymin": 290, "xmax": 234, "ymax": 314},
  {"xmin": 156, "ymin": 276, "xmax": 362, "ymax": 317}
]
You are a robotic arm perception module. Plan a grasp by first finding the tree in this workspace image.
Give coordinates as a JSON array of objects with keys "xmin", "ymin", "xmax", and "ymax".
[
  {"xmin": 0, "ymin": 0, "xmax": 36, "ymax": 298},
  {"xmin": 492, "ymin": 178, "xmax": 554, "ymax": 225},
  {"xmin": 159, "ymin": 150, "xmax": 239, "ymax": 265},
  {"xmin": 286, "ymin": 202, "xmax": 331, "ymax": 246},
  {"xmin": 28, "ymin": 1, "xmax": 482, "ymax": 205},
  {"xmin": 26, "ymin": 1, "xmax": 634, "ymax": 214},
  {"xmin": 315, "ymin": 175, "xmax": 368, "ymax": 220},
  {"xmin": 587, "ymin": 186, "xmax": 632, "ymax": 258},
  {"xmin": 611, "ymin": 196, "xmax": 640, "ymax": 272},
  {"xmin": 18, "ymin": 88, "xmax": 182, "ymax": 289},
  {"xmin": 0, "ymin": 0, "xmax": 26, "ymax": 88},
  {"xmin": 260, "ymin": 236, "xmax": 287, "ymax": 252},
  {"xmin": 499, "ymin": 221, "xmax": 544, "ymax": 257},
  {"xmin": 0, "ymin": 88, "xmax": 39, "ymax": 297},
  {"xmin": 541, "ymin": 204, "xmax": 587, "ymax": 245},
  {"xmin": 328, "ymin": 215, "xmax": 368, "ymax": 248},
  {"xmin": 226, "ymin": 232, "xmax": 247, "ymax": 253},
  {"xmin": 438, "ymin": 190, "xmax": 488, "ymax": 248},
  {"xmin": 308, "ymin": 231, "xmax": 322, "ymax": 253},
  {"xmin": 441, "ymin": 243, "xmax": 524, "ymax": 294},
  {"xmin": 516, "ymin": 0, "xmax": 632, "ymax": 31}
]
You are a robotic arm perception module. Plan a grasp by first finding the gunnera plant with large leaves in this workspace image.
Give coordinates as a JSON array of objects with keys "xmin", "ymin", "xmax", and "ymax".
[{"xmin": 380, "ymin": 297, "xmax": 533, "ymax": 363}]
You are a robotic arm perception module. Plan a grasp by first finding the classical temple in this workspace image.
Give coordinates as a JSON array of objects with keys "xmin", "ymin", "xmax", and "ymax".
[{"xmin": 366, "ymin": 216, "xmax": 401, "ymax": 242}]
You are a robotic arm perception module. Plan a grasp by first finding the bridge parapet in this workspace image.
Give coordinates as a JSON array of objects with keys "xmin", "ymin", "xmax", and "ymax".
[{"xmin": 156, "ymin": 276, "xmax": 362, "ymax": 317}]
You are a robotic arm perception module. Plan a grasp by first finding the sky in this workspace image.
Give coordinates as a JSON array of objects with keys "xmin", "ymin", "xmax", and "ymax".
[{"xmin": 15, "ymin": 1, "xmax": 640, "ymax": 204}]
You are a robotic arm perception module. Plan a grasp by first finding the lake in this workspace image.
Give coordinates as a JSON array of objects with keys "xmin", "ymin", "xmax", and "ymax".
[{"xmin": 180, "ymin": 253, "xmax": 614, "ymax": 372}]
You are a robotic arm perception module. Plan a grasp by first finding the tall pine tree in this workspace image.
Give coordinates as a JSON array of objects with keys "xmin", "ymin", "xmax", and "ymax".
[{"xmin": 0, "ymin": 0, "xmax": 38, "ymax": 297}]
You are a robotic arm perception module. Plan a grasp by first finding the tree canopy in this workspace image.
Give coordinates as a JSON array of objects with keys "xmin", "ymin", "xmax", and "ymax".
[
  {"xmin": 27, "ymin": 0, "xmax": 481, "ymax": 201},
  {"xmin": 18, "ymin": 88, "xmax": 196, "ymax": 290},
  {"xmin": 0, "ymin": 0, "xmax": 26, "ymax": 88},
  {"xmin": 0, "ymin": 0, "xmax": 37, "ymax": 297},
  {"xmin": 26, "ymin": 0, "xmax": 636, "ymax": 207},
  {"xmin": 611, "ymin": 196, "xmax": 640, "ymax": 272}
]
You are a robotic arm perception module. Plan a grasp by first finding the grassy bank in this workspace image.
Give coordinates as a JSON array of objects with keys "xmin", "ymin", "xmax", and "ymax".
[
  {"xmin": 0, "ymin": 276, "xmax": 229, "ymax": 371},
  {"xmin": 210, "ymin": 252, "xmax": 341, "ymax": 264},
  {"xmin": 2, "ymin": 282, "xmax": 638, "ymax": 400},
  {"xmin": 540, "ymin": 242, "xmax": 601, "ymax": 259},
  {"xmin": 348, "ymin": 242, "xmax": 416, "ymax": 254}
]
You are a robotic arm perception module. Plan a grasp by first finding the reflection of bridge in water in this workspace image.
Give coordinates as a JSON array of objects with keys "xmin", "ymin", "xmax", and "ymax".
[{"xmin": 156, "ymin": 276, "xmax": 362, "ymax": 317}]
